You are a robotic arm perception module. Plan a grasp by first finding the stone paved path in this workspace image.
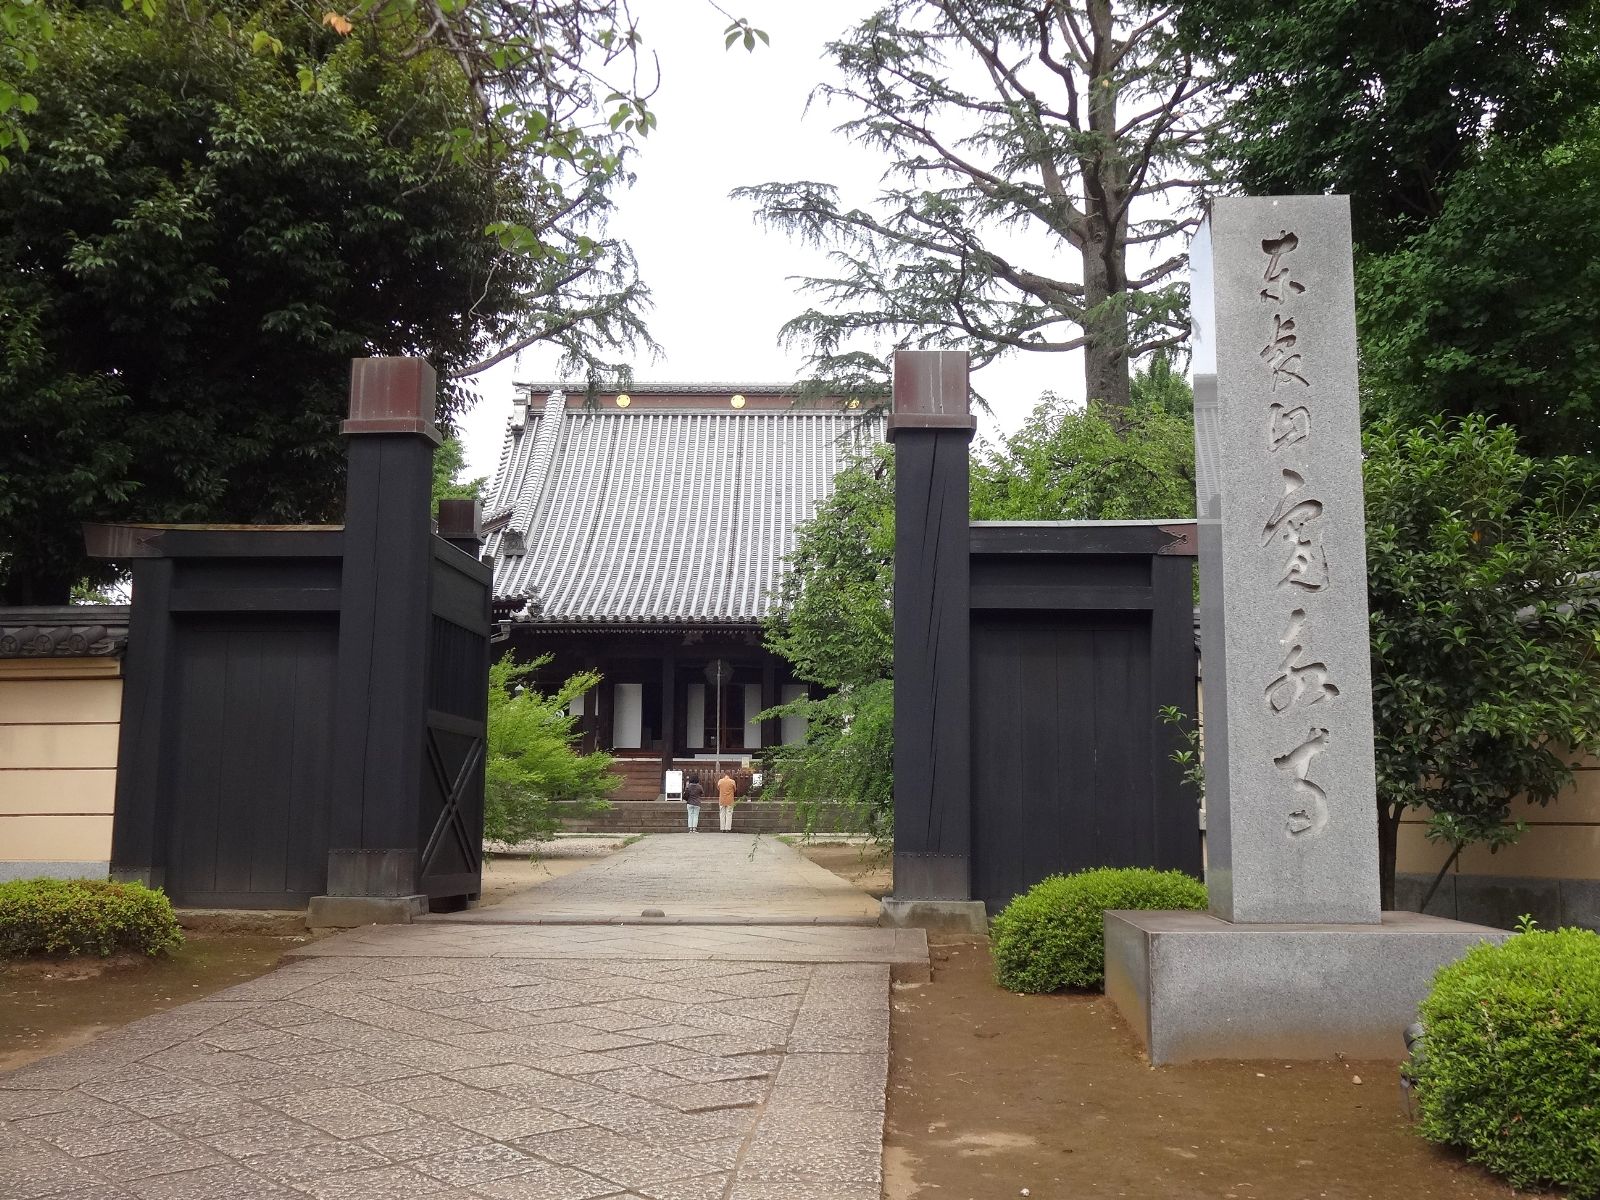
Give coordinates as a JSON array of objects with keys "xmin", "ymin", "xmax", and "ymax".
[
  {"xmin": 435, "ymin": 835, "xmax": 879, "ymax": 926},
  {"xmin": 0, "ymin": 835, "xmax": 915, "ymax": 1200},
  {"xmin": 293, "ymin": 925, "xmax": 928, "ymax": 981}
]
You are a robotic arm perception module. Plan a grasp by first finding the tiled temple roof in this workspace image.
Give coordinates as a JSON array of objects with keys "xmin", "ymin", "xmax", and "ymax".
[{"xmin": 485, "ymin": 387, "xmax": 883, "ymax": 623}]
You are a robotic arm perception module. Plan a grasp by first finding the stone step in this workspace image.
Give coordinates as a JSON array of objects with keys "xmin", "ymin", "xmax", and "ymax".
[{"xmin": 554, "ymin": 800, "xmax": 853, "ymax": 835}]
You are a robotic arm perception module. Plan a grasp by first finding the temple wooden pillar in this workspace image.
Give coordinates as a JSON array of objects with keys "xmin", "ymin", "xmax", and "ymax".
[
  {"xmin": 660, "ymin": 650, "xmax": 677, "ymax": 779},
  {"xmin": 760, "ymin": 661, "xmax": 779, "ymax": 751}
]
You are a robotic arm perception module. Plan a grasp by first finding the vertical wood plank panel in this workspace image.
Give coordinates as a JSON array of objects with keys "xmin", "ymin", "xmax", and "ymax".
[
  {"xmin": 111, "ymin": 559, "xmax": 175, "ymax": 885},
  {"xmin": 287, "ymin": 631, "xmax": 337, "ymax": 896},
  {"xmin": 169, "ymin": 625, "xmax": 226, "ymax": 898},
  {"xmin": 212, "ymin": 628, "xmax": 265, "ymax": 895},
  {"xmin": 248, "ymin": 634, "xmax": 300, "ymax": 895}
]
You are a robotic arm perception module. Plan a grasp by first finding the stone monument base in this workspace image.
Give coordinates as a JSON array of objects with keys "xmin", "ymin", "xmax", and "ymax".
[{"xmin": 1104, "ymin": 909, "xmax": 1508, "ymax": 1064}]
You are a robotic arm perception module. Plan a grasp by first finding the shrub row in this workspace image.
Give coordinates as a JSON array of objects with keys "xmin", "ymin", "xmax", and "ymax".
[
  {"xmin": 991, "ymin": 866, "xmax": 1207, "ymax": 992},
  {"xmin": 0, "ymin": 877, "xmax": 183, "ymax": 958}
]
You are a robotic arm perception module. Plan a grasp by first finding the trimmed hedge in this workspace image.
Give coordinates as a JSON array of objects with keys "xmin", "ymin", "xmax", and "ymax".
[
  {"xmin": 0, "ymin": 878, "xmax": 184, "ymax": 958},
  {"xmin": 992, "ymin": 867, "xmax": 1206, "ymax": 993},
  {"xmin": 1411, "ymin": 926, "xmax": 1600, "ymax": 1196}
]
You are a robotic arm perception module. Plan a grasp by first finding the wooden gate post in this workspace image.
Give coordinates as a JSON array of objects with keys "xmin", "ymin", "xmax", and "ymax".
[
  {"xmin": 310, "ymin": 358, "xmax": 444, "ymax": 926},
  {"xmin": 884, "ymin": 350, "xmax": 986, "ymax": 928}
]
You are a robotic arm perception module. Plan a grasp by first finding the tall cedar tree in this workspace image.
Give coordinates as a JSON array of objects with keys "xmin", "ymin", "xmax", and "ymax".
[
  {"xmin": 736, "ymin": 0, "xmax": 1217, "ymax": 410},
  {"xmin": 0, "ymin": 3, "xmax": 649, "ymax": 602}
]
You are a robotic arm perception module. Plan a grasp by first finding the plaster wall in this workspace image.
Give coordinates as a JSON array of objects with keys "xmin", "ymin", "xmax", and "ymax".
[
  {"xmin": 1395, "ymin": 755, "xmax": 1600, "ymax": 930},
  {"xmin": 0, "ymin": 659, "xmax": 120, "ymax": 881}
]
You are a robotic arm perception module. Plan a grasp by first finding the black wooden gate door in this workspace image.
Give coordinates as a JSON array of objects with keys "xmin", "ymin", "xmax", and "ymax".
[
  {"xmin": 417, "ymin": 558, "xmax": 490, "ymax": 904},
  {"xmin": 166, "ymin": 616, "xmax": 337, "ymax": 907},
  {"xmin": 969, "ymin": 612, "xmax": 1157, "ymax": 912}
]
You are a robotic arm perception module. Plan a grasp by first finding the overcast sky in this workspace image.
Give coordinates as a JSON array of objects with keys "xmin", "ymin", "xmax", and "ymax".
[{"xmin": 452, "ymin": 1, "xmax": 1081, "ymax": 482}]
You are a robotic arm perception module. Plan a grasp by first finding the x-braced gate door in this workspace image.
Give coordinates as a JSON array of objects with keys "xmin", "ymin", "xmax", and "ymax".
[{"xmin": 419, "ymin": 559, "xmax": 491, "ymax": 904}]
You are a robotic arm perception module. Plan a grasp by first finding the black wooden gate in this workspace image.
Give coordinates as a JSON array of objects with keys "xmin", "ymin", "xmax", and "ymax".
[
  {"xmin": 966, "ymin": 525, "xmax": 1201, "ymax": 911},
  {"xmin": 890, "ymin": 350, "xmax": 1203, "ymax": 913},
  {"xmin": 97, "ymin": 358, "xmax": 491, "ymax": 915}
]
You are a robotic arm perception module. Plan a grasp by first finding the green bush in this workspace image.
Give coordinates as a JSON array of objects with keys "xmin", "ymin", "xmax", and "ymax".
[
  {"xmin": 1411, "ymin": 926, "xmax": 1600, "ymax": 1196},
  {"xmin": 0, "ymin": 878, "xmax": 184, "ymax": 958},
  {"xmin": 992, "ymin": 867, "xmax": 1207, "ymax": 993}
]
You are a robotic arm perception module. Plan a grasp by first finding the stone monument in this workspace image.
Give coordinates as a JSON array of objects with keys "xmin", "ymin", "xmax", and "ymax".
[{"xmin": 1104, "ymin": 196, "xmax": 1507, "ymax": 1063}]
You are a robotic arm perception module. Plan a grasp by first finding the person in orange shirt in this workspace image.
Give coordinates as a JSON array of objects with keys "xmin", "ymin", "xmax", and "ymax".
[{"xmin": 716, "ymin": 772, "xmax": 738, "ymax": 832}]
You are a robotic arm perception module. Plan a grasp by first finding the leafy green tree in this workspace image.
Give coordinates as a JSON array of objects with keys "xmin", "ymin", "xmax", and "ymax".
[
  {"xmin": 762, "ymin": 447, "xmax": 896, "ymax": 834},
  {"xmin": 485, "ymin": 654, "xmax": 615, "ymax": 845},
  {"xmin": 1358, "ymin": 116, "xmax": 1600, "ymax": 457},
  {"xmin": 0, "ymin": 0, "xmax": 50, "ymax": 167},
  {"xmin": 764, "ymin": 682, "xmax": 896, "ymax": 840},
  {"xmin": 767, "ymin": 447, "xmax": 895, "ymax": 692},
  {"xmin": 331, "ymin": 1, "xmax": 765, "ymax": 272},
  {"xmin": 1181, "ymin": 1, "xmax": 1600, "ymax": 453},
  {"xmin": 736, "ymin": 0, "xmax": 1219, "ymax": 409},
  {"xmin": 432, "ymin": 437, "xmax": 488, "ymax": 507},
  {"xmin": 971, "ymin": 393, "xmax": 1195, "ymax": 521},
  {"xmin": 0, "ymin": 2, "xmax": 647, "ymax": 603},
  {"xmin": 1179, "ymin": 0, "xmax": 1600, "ymax": 252},
  {"xmin": 1365, "ymin": 416, "xmax": 1600, "ymax": 908},
  {"xmin": 1129, "ymin": 349, "xmax": 1192, "ymax": 416}
]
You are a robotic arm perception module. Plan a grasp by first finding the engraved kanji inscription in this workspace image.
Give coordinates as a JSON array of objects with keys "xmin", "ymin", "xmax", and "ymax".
[
  {"xmin": 1260, "ymin": 315, "xmax": 1310, "ymax": 391},
  {"xmin": 1265, "ymin": 610, "xmax": 1340, "ymax": 712},
  {"xmin": 1269, "ymin": 402, "xmax": 1311, "ymax": 451},
  {"xmin": 1262, "ymin": 469, "xmax": 1329, "ymax": 591},
  {"xmin": 1275, "ymin": 726, "xmax": 1330, "ymax": 838},
  {"xmin": 1260, "ymin": 231, "xmax": 1306, "ymax": 303}
]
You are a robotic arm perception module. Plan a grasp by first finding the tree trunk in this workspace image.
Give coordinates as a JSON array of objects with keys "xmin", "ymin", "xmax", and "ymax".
[
  {"xmin": 1376, "ymin": 799, "xmax": 1403, "ymax": 910},
  {"xmin": 1418, "ymin": 845, "xmax": 1463, "ymax": 913},
  {"xmin": 1080, "ymin": 0, "xmax": 1131, "ymax": 411},
  {"xmin": 1081, "ymin": 243, "xmax": 1131, "ymax": 409}
]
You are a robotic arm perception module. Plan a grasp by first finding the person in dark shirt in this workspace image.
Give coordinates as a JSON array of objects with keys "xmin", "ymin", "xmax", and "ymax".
[{"xmin": 683, "ymin": 776, "xmax": 704, "ymax": 831}]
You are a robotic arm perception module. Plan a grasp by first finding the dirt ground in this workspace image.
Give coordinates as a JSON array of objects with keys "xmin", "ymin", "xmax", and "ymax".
[
  {"xmin": 797, "ymin": 841, "xmax": 893, "ymax": 898},
  {"xmin": 884, "ymin": 940, "xmax": 1526, "ymax": 1200},
  {"xmin": 796, "ymin": 850, "xmax": 1526, "ymax": 1200},
  {"xmin": 0, "ymin": 934, "xmax": 303, "ymax": 1074}
]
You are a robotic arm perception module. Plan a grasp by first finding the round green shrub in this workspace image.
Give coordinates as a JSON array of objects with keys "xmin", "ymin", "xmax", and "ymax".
[
  {"xmin": 991, "ymin": 867, "xmax": 1207, "ymax": 993},
  {"xmin": 1411, "ymin": 926, "xmax": 1600, "ymax": 1196},
  {"xmin": 0, "ymin": 878, "xmax": 184, "ymax": 958}
]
